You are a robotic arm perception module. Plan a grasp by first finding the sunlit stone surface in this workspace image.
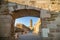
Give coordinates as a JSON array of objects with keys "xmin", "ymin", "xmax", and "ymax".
[{"xmin": 8, "ymin": 0, "xmax": 60, "ymax": 11}]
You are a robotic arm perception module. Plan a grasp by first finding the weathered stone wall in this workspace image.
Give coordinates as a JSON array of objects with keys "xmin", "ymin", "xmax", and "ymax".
[
  {"xmin": 42, "ymin": 12, "xmax": 60, "ymax": 40},
  {"xmin": 0, "ymin": 15, "xmax": 13, "ymax": 40}
]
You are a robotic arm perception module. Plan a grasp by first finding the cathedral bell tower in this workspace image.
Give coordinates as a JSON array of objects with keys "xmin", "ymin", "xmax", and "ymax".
[{"xmin": 30, "ymin": 19, "xmax": 33, "ymax": 30}]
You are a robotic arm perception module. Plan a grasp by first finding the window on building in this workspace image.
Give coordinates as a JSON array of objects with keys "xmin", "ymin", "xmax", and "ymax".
[
  {"xmin": 52, "ymin": 2, "xmax": 55, "ymax": 4},
  {"xmin": 50, "ymin": 0, "xmax": 56, "ymax": 4}
]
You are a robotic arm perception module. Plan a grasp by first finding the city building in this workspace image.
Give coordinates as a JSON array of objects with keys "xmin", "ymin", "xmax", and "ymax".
[
  {"xmin": 29, "ymin": 19, "xmax": 33, "ymax": 30},
  {"xmin": 33, "ymin": 18, "xmax": 41, "ymax": 34},
  {"xmin": 16, "ymin": 23, "xmax": 31, "ymax": 34}
]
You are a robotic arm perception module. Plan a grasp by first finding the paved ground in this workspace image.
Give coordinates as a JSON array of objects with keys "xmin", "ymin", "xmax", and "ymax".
[{"xmin": 18, "ymin": 33, "xmax": 41, "ymax": 40}]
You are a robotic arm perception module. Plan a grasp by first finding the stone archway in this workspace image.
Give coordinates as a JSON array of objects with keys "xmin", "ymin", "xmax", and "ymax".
[
  {"xmin": 12, "ymin": 9, "xmax": 40, "ymax": 19},
  {"xmin": 12, "ymin": 9, "xmax": 41, "ymax": 40},
  {"xmin": 0, "ymin": 7, "xmax": 53, "ymax": 40},
  {"xmin": 0, "ymin": 9, "xmax": 41, "ymax": 40},
  {"xmin": 13, "ymin": 9, "xmax": 41, "ymax": 33}
]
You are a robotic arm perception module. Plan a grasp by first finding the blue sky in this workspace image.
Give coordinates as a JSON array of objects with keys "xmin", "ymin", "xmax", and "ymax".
[{"xmin": 14, "ymin": 17, "xmax": 39, "ymax": 27}]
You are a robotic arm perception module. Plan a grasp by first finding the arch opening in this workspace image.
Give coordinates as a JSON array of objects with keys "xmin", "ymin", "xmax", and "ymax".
[
  {"xmin": 14, "ymin": 16, "xmax": 41, "ymax": 38},
  {"xmin": 12, "ymin": 9, "xmax": 41, "ymax": 39}
]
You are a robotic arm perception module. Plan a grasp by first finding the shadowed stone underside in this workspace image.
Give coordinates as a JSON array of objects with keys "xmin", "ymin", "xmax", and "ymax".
[{"xmin": 12, "ymin": 9, "xmax": 40, "ymax": 19}]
